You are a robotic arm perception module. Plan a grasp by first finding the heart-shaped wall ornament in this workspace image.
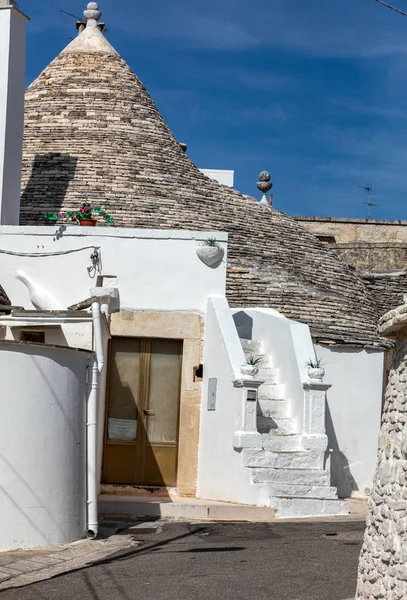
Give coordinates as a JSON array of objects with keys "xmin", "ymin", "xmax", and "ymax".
[{"xmin": 196, "ymin": 244, "xmax": 224, "ymax": 267}]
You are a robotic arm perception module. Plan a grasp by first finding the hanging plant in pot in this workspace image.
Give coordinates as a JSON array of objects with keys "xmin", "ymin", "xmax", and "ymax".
[
  {"xmin": 196, "ymin": 238, "xmax": 225, "ymax": 267},
  {"xmin": 241, "ymin": 355, "xmax": 263, "ymax": 378},
  {"xmin": 305, "ymin": 357, "xmax": 325, "ymax": 381},
  {"xmin": 44, "ymin": 202, "xmax": 114, "ymax": 226}
]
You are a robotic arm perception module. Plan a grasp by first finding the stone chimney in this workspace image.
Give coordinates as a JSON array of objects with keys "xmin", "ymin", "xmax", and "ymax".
[{"xmin": 0, "ymin": 0, "xmax": 29, "ymax": 225}]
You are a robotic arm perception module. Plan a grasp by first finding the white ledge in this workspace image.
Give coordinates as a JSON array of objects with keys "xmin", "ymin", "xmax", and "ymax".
[{"xmin": 0, "ymin": 226, "xmax": 228, "ymax": 243}]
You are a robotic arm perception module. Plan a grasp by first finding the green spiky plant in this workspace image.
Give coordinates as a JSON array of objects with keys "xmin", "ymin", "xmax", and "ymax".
[
  {"xmin": 305, "ymin": 357, "xmax": 323, "ymax": 369},
  {"xmin": 246, "ymin": 355, "xmax": 263, "ymax": 367},
  {"xmin": 203, "ymin": 237, "xmax": 222, "ymax": 249}
]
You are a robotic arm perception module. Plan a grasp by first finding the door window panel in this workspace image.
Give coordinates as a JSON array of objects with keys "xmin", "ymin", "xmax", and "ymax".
[
  {"xmin": 146, "ymin": 340, "xmax": 182, "ymax": 444},
  {"xmin": 107, "ymin": 338, "xmax": 141, "ymax": 441}
]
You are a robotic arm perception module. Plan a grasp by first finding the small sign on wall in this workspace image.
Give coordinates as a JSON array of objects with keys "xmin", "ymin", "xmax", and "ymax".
[{"xmin": 207, "ymin": 378, "xmax": 217, "ymax": 411}]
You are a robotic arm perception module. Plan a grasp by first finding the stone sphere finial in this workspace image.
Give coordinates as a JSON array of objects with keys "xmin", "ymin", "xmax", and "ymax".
[
  {"xmin": 256, "ymin": 171, "xmax": 273, "ymax": 205},
  {"xmin": 84, "ymin": 2, "xmax": 102, "ymax": 25},
  {"xmin": 258, "ymin": 171, "xmax": 271, "ymax": 183}
]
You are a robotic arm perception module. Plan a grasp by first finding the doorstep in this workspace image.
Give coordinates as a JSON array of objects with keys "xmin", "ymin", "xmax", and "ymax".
[
  {"xmin": 98, "ymin": 493, "xmax": 277, "ymax": 522},
  {"xmin": 98, "ymin": 493, "xmax": 368, "ymax": 524}
]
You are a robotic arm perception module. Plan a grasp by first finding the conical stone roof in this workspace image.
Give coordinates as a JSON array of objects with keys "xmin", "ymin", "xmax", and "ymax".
[{"xmin": 20, "ymin": 8, "xmax": 386, "ymax": 348}]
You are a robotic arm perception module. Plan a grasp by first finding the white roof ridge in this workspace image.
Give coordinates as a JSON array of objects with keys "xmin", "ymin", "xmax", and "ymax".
[{"xmin": 61, "ymin": 25, "xmax": 118, "ymax": 56}]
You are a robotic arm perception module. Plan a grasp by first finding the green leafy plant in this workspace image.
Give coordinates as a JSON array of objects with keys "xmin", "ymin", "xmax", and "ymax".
[
  {"xmin": 44, "ymin": 202, "xmax": 114, "ymax": 224},
  {"xmin": 305, "ymin": 357, "xmax": 323, "ymax": 369},
  {"xmin": 203, "ymin": 237, "xmax": 222, "ymax": 249},
  {"xmin": 246, "ymin": 355, "xmax": 263, "ymax": 367}
]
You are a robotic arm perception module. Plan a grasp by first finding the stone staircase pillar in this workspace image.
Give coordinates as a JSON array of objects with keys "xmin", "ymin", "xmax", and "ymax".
[
  {"xmin": 303, "ymin": 380, "xmax": 331, "ymax": 436},
  {"xmin": 233, "ymin": 377, "xmax": 264, "ymax": 450}
]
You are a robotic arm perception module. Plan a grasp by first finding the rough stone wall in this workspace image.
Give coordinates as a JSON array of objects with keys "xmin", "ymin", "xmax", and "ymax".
[
  {"xmin": 334, "ymin": 244, "xmax": 407, "ymax": 273},
  {"xmin": 294, "ymin": 217, "xmax": 407, "ymax": 245},
  {"xmin": 361, "ymin": 272, "xmax": 407, "ymax": 320},
  {"xmin": 294, "ymin": 217, "xmax": 407, "ymax": 273},
  {"xmin": 19, "ymin": 47, "xmax": 387, "ymax": 349},
  {"xmin": 356, "ymin": 311, "xmax": 407, "ymax": 598}
]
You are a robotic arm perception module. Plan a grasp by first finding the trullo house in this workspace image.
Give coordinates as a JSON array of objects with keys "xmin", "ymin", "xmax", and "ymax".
[{"xmin": 0, "ymin": 0, "xmax": 390, "ymax": 549}]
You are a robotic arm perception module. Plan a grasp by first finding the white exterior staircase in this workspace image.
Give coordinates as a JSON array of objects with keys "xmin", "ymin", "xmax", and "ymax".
[{"xmin": 239, "ymin": 339, "xmax": 347, "ymax": 518}]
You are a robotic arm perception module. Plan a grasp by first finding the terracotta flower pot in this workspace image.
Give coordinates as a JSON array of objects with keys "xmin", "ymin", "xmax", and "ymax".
[{"xmin": 79, "ymin": 218, "xmax": 97, "ymax": 227}]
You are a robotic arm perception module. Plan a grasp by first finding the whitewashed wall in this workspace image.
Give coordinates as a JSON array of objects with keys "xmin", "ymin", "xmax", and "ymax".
[
  {"xmin": 197, "ymin": 297, "xmax": 269, "ymax": 505},
  {"xmin": 0, "ymin": 321, "xmax": 93, "ymax": 350},
  {"xmin": 0, "ymin": 2, "xmax": 28, "ymax": 225},
  {"xmin": 0, "ymin": 227, "xmax": 227, "ymax": 313},
  {"xmin": 316, "ymin": 344, "xmax": 384, "ymax": 498},
  {"xmin": 0, "ymin": 341, "xmax": 89, "ymax": 550}
]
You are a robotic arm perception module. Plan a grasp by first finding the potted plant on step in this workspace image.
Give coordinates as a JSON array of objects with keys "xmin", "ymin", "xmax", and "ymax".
[
  {"xmin": 241, "ymin": 355, "xmax": 263, "ymax": 377},
  {"xmin": 45, "ymin": 202, "xmax": 114, "ymax": 226},
  {"xmin": 196, "ymin": 238, "xmax": 225, "ymax": 267},
  {"xmin": 305, "ymin": 357, "xmax": 325, "ymax": 381}
]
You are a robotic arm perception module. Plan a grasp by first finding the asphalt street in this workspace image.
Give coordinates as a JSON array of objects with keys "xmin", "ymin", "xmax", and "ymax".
[{"xmin": 0, "ymin": 520, "xmax": 363, "ymax": 600}]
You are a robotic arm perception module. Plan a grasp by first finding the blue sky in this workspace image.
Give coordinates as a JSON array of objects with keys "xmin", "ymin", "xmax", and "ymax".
[{"xmin": 20, "ymin": 0, "xmax": 407, "ymax": 218}]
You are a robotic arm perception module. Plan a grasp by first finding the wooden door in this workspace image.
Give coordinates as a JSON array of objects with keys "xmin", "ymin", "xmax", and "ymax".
[{"xmin": 103, "ymin": 337, "xmax": 182, "ymax": 486}]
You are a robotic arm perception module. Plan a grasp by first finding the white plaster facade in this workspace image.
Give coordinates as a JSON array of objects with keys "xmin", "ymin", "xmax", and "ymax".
[
  {"xmin": 233, "ymin": 308, "xmax": 315, "ymax": 432},
  {"xmin": 199, "ymin": 169, "xmax": 235, "ymax": 188},
  {"xmin": 0, "ymin": 341, "xmax": 89, "ymax": 550},
  {"xmin": 0, "ymin": 226, "xmax": 227, "ymax": 313},
  {"xmin": 316, "ymin": 344, "xmax": 385, "ymax": 498},
  {"xmin": 0, "ymin": 1, "xmax": 28, "ymax": 225}
]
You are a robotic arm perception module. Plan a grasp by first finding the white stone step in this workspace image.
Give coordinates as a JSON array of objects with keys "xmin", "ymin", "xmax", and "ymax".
[
  {"xmin": 258, "ymin": 355, "xmax": 273, "ymax": 369},
  {"xmin": 241, "ymin": 339, "xmax": 263, "ymax": 355},
  {"xmin": 301, "ymin": 434, "xmax": 329, "ymax": 452},
  {"xmin": 268, "ymin": 483, "xmax": 339, "ymax": 499},
  {"xmin": 271, "ymin": 497, "xmax": 348, "ymax": 519},
  {"xmin": 257, "ymin": 367, "xmax": 278, "ymax": 383},
  {"xmin": 243, "ymin": 448, "xmax": 325, "ymax": 470},
  {"xmin": 261, "ymin": 434, "xmax": 303, "ymax": 452},
  {"xmin": 257, "ymin": 416, "xmax": 296, "ymax": 435},
  {"xmin": 258, "ymin": 398, "xmax": 290, "ymax": 418},
  {"xmin": 252, "ymin": 467, "xmax": 331, "ymax": 486},
  {"xmin": 258, "ymin": 383, "xmax": 285, "ymax": 400}
]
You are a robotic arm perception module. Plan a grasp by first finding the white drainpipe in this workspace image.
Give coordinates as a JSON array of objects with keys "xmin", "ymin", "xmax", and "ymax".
[{"xmin": 85, "ymin": 300, "xmax": 105, "ymax": 539}]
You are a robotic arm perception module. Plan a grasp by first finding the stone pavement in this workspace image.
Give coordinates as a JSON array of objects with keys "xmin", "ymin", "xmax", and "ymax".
[{"xmin": 0, "ymin": 528, "xmax": 142, "ymax": 591}]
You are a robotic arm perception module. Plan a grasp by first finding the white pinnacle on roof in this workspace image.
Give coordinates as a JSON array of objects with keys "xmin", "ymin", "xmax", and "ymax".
[
  {"xmin": 83, "ymin": 2, "xmax": 101, "ymax": 27},
  {"xmin": 61, "ymin": 2, "xmax": 117, "ymax": 55}
]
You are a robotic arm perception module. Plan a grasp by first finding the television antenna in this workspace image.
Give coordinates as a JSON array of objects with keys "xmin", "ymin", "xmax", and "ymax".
[
  {"xmin": 374, "ymin": 0, "xmax": 407, "ymax": 17},
  {"xmin": 60, "ymin": 9, "xmax": 82, "ymax": 20},
  {"xmin": 359, "ymin": 185, "xmax": 378, "ymax": 219}
]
